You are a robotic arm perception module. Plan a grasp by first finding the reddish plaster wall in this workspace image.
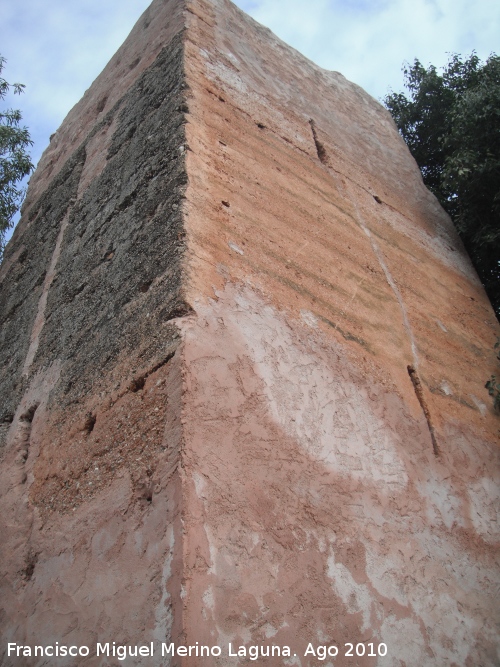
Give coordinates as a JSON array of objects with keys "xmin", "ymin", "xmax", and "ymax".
[
  {"xmin": 179, "ymin": 0, "xmax": 500, "ymax": 663},
  {"xmin": 178, "ymin": 284, "xmax": 500, "ymax": 665},
  {"xmin": 1, "ymin": 352, "xmax": 184, "ymax": 666},
  {"xmin": 182, "ymin": 0, "xmax": 498, "ymax": 428}
]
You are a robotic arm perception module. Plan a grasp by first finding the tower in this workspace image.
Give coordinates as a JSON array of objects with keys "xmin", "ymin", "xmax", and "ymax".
[{"xmin": 1, "ymin": 0, "xmax": 499, "ymax": 664}]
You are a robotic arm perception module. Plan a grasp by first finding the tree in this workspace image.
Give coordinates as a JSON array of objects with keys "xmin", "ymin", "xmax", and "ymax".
[
  {"xmin": 0, "ymin": 56, "xmax": 34, "ymax": 259},
  {"xmin": 384, "ymin": 53, "xmax": 500, "ymax": 317},
  {"xmin": 485, "ymin": 338, "xmax": 500, "ymax": 412}
]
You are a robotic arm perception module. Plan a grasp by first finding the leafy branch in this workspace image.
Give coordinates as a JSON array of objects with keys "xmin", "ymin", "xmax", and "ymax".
[{"xmin": 0, "ymin": 55, "xmax": 34, "ymax": 259}]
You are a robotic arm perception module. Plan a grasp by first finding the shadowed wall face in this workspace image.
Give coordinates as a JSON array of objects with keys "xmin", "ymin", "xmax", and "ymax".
[
  {"xmin": 0, "ymin": 25, "xmax": 187, "ymax": 660},
  {"xmin": 1, "ymin": 34, "xmax": 187, "ymax": 426}
]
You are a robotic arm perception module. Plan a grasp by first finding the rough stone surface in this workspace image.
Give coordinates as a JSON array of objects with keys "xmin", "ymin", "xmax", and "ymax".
[
  {"xmin": 1, "ymin": 7, "xmax": 187, "ymax": 664},
  {"xmin": 1, "ymin": 0, "xmax": 499, "ymax": 665}
]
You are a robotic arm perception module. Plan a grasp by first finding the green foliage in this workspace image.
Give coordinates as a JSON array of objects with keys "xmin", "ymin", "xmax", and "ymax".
[
  {"xmin": 0, "ymin": 55, "xmax": 34, "ymax": 258},
  {"xmin": 384, "ymin": 53, "xmax": 500, "ymax": 316},
  {"xmin": 485, "ymin": 338, "xmax": 500, "ymax": 412}
]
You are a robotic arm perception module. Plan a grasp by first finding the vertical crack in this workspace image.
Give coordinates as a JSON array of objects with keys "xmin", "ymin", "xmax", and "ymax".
[
  {"xmin": 407, "ymin": 366, "xmax": 440, "ymax": 457},
  {"xmin": 14, "ymin": 403, "xmax": 39, "ymax": 469},
  {"xmin": 309, "ymin": 118, "xmax": 328, "ymax": 165},
  {"xmin": 310, "ymin": 145, "xmax": 440, "ymax": 458},
  {"xmin": 347, "ymin": 185, "xmax": 440, "ymax": 455}
]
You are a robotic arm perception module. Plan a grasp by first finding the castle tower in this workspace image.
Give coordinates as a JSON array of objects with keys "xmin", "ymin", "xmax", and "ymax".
[{"xmin": 1, "ymin": 0, "xmax": 499, "ymax": 664}]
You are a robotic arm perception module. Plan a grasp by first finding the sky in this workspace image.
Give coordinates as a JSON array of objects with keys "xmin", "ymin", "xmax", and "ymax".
[{"xmin": 1, "ymin": 0, "xmax": 499, "ymax": 238}]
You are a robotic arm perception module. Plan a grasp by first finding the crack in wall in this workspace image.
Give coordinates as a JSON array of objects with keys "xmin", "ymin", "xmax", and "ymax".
[
  {"xmin": 306, "ymin": 119, "xmax": 419, "ymax": 370},
  {"xmin": 306, "ymin": 125, "xmax": 443, "ymax": 457},
  {"xmin": 303, "ymin": 116, "xmax": 449, "ymax": 458},
  {"xmin": 407, "ymin": 365, "xmax": 440, "ymax": 457},
  {"xmin": 348, "ymin": 187, "xmax": 419, "ymax": 370},
  {"xmin": 309, "ymin": 118, "xmax": 328, "ymax": 165},
  {"xmin": 348, "ymin": 186, "xmax": 442, "ymax": 455}
]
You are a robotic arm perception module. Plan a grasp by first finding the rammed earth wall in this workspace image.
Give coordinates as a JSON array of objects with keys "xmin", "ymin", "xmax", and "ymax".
[
  {"xmin": 1, "ymin": 0, "xmax": 499, "ymax": 665},
  {"xmin": 0, "ymin": 6, "xmax": 187, "ymax": 660}
]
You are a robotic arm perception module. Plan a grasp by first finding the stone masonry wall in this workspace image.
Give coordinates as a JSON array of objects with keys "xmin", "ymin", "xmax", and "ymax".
[{"xmin": 0, "ymin": 8, "xmax": 189, "ymax": 663}]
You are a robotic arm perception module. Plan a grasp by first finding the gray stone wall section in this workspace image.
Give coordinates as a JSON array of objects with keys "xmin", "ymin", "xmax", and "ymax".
[
  {"xmin": 0, "ymin": 32, "xmax": 187, "ymax": 423},
  {"xmin": 0, "ymin": 148, "xmax": 86, "ymax": 427}
]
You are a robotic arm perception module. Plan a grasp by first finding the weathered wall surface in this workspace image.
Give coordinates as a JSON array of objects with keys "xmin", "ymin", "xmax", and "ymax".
[
  {"xmin": 180, "ymin": 0, "xmax": 500, "ymax": 664},
  {"xmin": 1, "ymin": 355, "xmax": 183, "ymax": 666},
  {"xmin": 1, "ymin": 0, "xmax": 499, "ymax": 664},
  {"xmin": 179, "ymin": 285, "xmax": 500, "ymax": 666},
  {"xmin": 183, "ymin": 0, "xmax": 498, "ymax": 414},
  {"xmin": 1, "ymin": 2, "xmax": 188, "ymax": 661}
]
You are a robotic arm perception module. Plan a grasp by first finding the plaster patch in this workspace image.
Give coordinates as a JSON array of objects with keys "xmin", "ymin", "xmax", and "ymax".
[
  {"xmin": 153, "ymin": 525, "xmax": 175, "ymax": 666},
  {"xmin": 440, "ymin": 380, "xmax": 452, "ymax": 396},
  {"xmin": 468, "ymin": 477, "xmax": 500, "ymax": 542},
  {"xmin": 193, "ymin": 470, "xmax": 207, "ymax": 498},
  {"xmin": 300, "ymin": 309, "xmax": 318, "ymax": 328},
  {"xmin": 327, "ymin": 552, "xmax": 373, "ymax": 632},
  {"xmin": 228, "ymin": 241, "xmax": 244, "ymax": 255},
  {"xmin": 262, "ymin": 623, "xmax": 279, "ymax": 638},
  {"xmin": 180, "ymin": 282, "xmax": 500, "ymax": 662},
  {"xmin": 202, "ymin": 586, "xmax": 215, "ymax": 611},
  {"xmin": 363, "ymin": 541, "xmax": 409, "ymax": 608},
  {"xmin": 205, "ymin": 60, "xmax": 250, "ymax": 96},
  {"xmin": 205, "ymin": 285, "xmax": 409, "ymax": 491},
  {"xmin": 378, "ymin": 616, "xmax": 426, "ymax": 667},
  {"xmin": 205, "ymin": 525, "xmax": 218, "ymax": 576},
  {"xmin": 469, "ymin": 394, "xmax": 487, "ymax": 416},
  {"xmin": 417, "ymin": 474, "xmax": 465, "ymax": 530}
]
